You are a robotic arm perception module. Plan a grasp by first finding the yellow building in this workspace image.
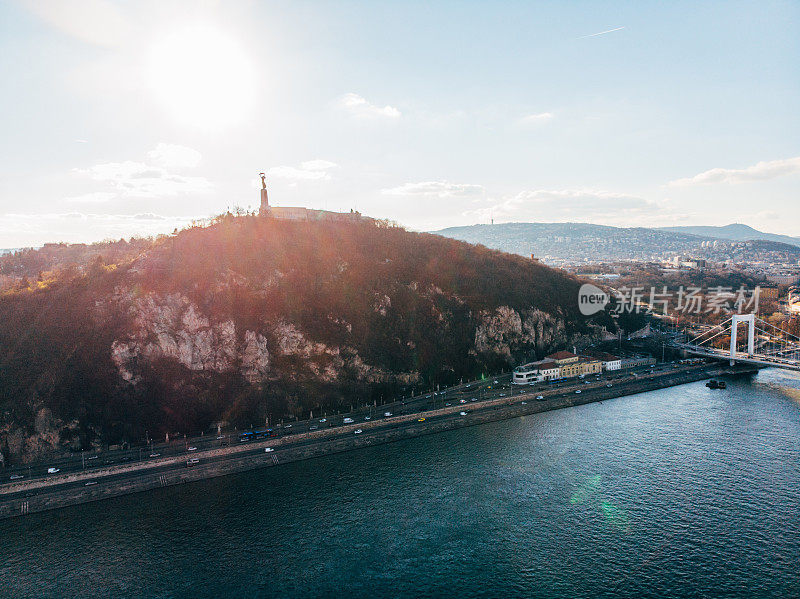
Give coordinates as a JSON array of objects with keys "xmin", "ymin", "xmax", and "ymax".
[
  {"xmin": 579, "ymin": 357, "xmax": 603, "ymax": 375},
  {"xmin": 546, "ymin": 351, "xmax": 581, "ymax": 378}
]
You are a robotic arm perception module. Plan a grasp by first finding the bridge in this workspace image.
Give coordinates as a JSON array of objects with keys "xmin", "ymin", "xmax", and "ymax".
[{"xmin": 674, "ymin": 313, "xmax": 800, "ymax": 371}]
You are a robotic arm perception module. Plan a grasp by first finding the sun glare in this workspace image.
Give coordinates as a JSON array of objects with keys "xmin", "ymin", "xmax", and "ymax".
[{"xmin": 147, "ymin": 25, "xmax": 256, "ymax": 130}]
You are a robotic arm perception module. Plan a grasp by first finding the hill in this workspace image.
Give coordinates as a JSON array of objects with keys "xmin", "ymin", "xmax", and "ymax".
[
  {"xmin": 0, "ymin": 214, "xmax": 610, "ymax": 464},
  {"xmin": 433, "ymin": 222, "xmax": 710, "ymax": 263},
  {"xmin": 658, "ymin": 223, "xmax": 800, "ymax": 247},
  {"xmin": 433, "ymin": 222, "xmax": 800, "ymax": 264}
]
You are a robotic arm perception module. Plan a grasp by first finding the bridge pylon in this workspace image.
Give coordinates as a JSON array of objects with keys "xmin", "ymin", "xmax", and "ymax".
[{"xmin": 729, "ymin": 313, "xmax": 755, "ymax": 365}]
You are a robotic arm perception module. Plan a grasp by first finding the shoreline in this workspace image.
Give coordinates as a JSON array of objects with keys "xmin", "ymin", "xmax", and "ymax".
[{"xmin": 0, "ymin": 363, "xmax": 756, "ymax": 520}]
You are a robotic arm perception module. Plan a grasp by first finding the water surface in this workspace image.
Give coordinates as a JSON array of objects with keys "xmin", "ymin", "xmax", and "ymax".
[{"xmin": 3, "ymin": 369, "xmax": 800, "ymax": 598}]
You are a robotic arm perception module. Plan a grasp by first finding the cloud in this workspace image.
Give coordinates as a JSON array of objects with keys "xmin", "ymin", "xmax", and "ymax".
[
  {"xmin": 301, "ymin": 159, "xmax": 338, "ymax": 171},
  {"xmin": 267, "ymin": 160, "xmax": 338, "ymax": 181},
  {"xmin": 77, "ymin": 161, "xmax": 212, "ymax": 197},
  {"xmin": 0, "ymin": 211, "xmax": 198, "ymax": 246},
  {"xmin": 63, "ymin": 191, "xmax": 116, "ymax": 204},
  {"xmin": 75, "ymin": 144, "xmax": 211, "ymax": 198},
  {"xmin": 464, "ymin": 189, "xmax": 658, "ymax": 223},
  {"xmin": 670, "ymin": 156, "xmax": 800, "ymax": 186},
  {"xmin": 518, "ymin": 112, "xmax": 554, "ymax": 126},
  {"xmin": 382, "ymin": 181, "xmax": 485, "ymax": 199},
  {"xmin": 337, "ymin": 93, "xmax": 401, "ymax": 119},
  {"xmin": 147, "ymin": 143, "xmax": 202, "ymax": 169}
]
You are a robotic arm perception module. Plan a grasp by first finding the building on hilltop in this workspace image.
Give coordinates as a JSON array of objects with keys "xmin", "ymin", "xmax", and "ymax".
[{"xmin": 258, "ymin": 171, "xmax": 364, "ymax": 222}]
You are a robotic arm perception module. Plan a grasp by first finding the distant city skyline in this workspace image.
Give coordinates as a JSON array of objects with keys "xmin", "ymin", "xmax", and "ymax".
[{"xmin": 1, "ymin": 0, "xmax": 798, "ymax": 246}]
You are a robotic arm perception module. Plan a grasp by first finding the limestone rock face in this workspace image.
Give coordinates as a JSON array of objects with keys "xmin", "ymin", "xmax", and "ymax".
[
  {"xmin": 475, "ymin": 306, "xmax": 565, "ymax": 359},
  {"xmin": 106, "ymin": 290, "xmax": 420, "ymax": 386},
  {"xmin": 110, "ymin": 291, "xmax": 244, "ymax": 380}
]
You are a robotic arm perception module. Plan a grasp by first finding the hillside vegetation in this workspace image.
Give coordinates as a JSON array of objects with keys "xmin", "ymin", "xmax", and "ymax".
[{"xmin": 0, "ymin": 215, "xmax": 609, "ymax": 463}]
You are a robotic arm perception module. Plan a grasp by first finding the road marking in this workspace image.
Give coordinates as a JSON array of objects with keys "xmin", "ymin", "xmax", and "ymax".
[
  {"xmin": 159, "ymin": 475, "xmax": 167, "ymax": 487},
  {"xmin": 271, "ymin": 454, "xmax": 278, "ymax": 465},
  {"xmin": 20, "ymin": 500, "xmax": 28, "ymax": 515}
]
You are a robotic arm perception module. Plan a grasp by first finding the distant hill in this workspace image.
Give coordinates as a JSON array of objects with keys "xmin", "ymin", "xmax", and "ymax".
[
  {"xmin": 433, "ymin": 222, "xmax": 800, "ymax": 264},
  {"xmin": 433, "ymin": 222, "xmax": 710, "ymax": 263},
  {"xmin": 0, "ymin": 214, "xmax": 611, "ymax": 463},
  {"xmin": 659, "ymin": 224, "xmax": 800, "ymax": 248}
]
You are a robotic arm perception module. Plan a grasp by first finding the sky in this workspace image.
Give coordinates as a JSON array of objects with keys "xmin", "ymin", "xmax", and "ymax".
[{"xmin": 0, "ymin": 0, "xmax": 798, "ymax": 247}]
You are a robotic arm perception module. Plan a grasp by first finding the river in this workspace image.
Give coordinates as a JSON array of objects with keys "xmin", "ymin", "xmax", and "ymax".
[{"xmin": 3, "ymin": 368, "xmax": 800, "ymax": 598}]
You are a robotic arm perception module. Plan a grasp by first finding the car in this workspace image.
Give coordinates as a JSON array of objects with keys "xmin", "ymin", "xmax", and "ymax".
[
  {"xmin": 536, "ymin": 395, "xmax": 544, "ymax": 401},
  {"xmin": 470, "ymin": 398, "xmax": 477, "ymax": 402},
  {"xmin": 87, "ymin": 455, "xmax": 98, "ymax": 460},
  {"xmin": 265, "ymin": 447, "xmax": 274, "ymax": 452},
  {"xmin": 493, "ymin": 380, "xmax": 498, "ymax": 384},
  {"xmin": 417, "ymin": 418, "xmax": 426, "ymax": 422},
  {"xmin": 521, "ymin": 401, "xmax": 527, "ymax": 405},
  {"xmin": 284, "ymin": 424, "xmax": 292, "ymax": 428},
  {"xmin": 187, "ymin": 446, "xmax": 198, "ymax": 452},
  {"xmin": 606, "ymin": 383, "xmax": 613, "ymax": 387},
  {"xmin": 384, "ymin": 412, "xmax": 392, "ymax": 417},
  {"xmin": 309, "ymin": 425, "xmax": 319, "ymax": 430},
  {"xmin": 319, "ymin": 418, "xmax": 327, "ymax": 423},
  {"xmin": 575, "ymin": 390, "xmax": 582, "ymax": 394},
  {"xmin": 186, "ymin": 458, "xmax": 200, "ymax": 466},
  {"xmin": 47, "ymin": 467, "xmax": 60, "ymax": 474},
  {"xmin": 149, "ymin": 453, "xmax": 161, "ymax": 458},
  {"xmin": 460, "ymin": 399, "xmax": 467, "ymax": 404},
  {"xmin": 216, "ymin": 435, "xmax": 225, "ymax": 440},
  {"xmin": 364, "ymin": 416, "xmax": 371, "ymax": 420},
  {"xmin": 446, "ymin": 403, "xmax": 451, "ymax": 406},
  {"xmin": 354, "ymin": 429, "xmax": 363, "ymax": 434},
  {"xmin": 9, "ymin": 474, "xmax": 23, "ymax": 480},
  {"xmin": 84, "ymin": 481, "xmax": 97, "ymax": 486},
  {"xmin": 343, "ymin": 417, "xmax": 354, "ymax": 424},
  {"xmin": 499, "ymin": 393, "xmax": 506, "ymax": 397},
  {"xmin": 460, "ymin": 411, "xmax": 468, "ymax": 416}
]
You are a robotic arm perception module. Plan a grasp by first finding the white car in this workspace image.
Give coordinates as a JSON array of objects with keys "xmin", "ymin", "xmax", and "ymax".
[
  {"xmin": 354, "ymin": 429, "xmax": 363, "ymax": 434},
  {"xmin": 575, "ymin": 390, "xmax": 582, "ymax": 394},
  {"xmin": 9, "ymin": 474, "xmax": 23, "ymax": 481},
  {"xmin": 460, "ymin": 399, "xmax": 467, "ymax": 404},
  {"xmin": 521, "ymin": 401, "xmax": 527, "ymax": 405},
  {"xmin": 265, "ymin": 447, "xmax": 274, "ymax": 453},
  {"xmin": 606, "ymin": 383, "xmax": 613, "ymax": 388},
  {"xmin": 460, "ymin": 411, "xmax": 468, "ymax": 416},
  {"xmin": 364, "ymin": 416, "xmax": 371, "ymax": 420},
  {"xmin": 536, "ymin": 395, "xmax": 544, "ymax": 400},
  {"xmin": 343, "ymin": 417, "xmax": 354, "ymax": 424},
  {"xmin": 319, "ymin": 419, "xmax": 327, "ymax": 423},
  {"xmin": 84, "ymin": 481, "xmax": 97, "ymax": 486},
  {"xmin": 187, "ymin": 446, "xmax": 198, "ymax": 451},
  {"xmin": 149, "ymin": 453, "xmax": 161, "ymax": 458},
  {"xmin": 47, "ymin": 467, "xmax": 60, "ymax": 474},
  {"xmin": 384, "ymin": 412, "xmax": 392, "ymax": 417}
]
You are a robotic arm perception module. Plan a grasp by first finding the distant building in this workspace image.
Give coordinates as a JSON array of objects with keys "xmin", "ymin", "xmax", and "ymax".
[
  {"xmin": 578, "ymin": 356, "xmax": 603, "ymax": 376},
  {"xmin": 587, "ymin": 351, "xmax": 622, "ymax": 371},
  {"xmin": 258, "ymin": 171, "xmax": 364, "ymax": 222},
  {"xmin": 767, "ymin": 273, "xmax": 800, "ymax": 286},
  {"xmin": 619, "ymin": 355, "xmax": 656, "ymax": 369},
  {"xmin": 544, "ymin": 350, "xmax": 582, "ymax": 378},
  {"xmin": 512, "ymin": 360, "xmax": 559, "ymax": 384}
]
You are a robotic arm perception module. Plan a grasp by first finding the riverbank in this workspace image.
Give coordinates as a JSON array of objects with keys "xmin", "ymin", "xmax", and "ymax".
[{"xmin": 0, "ymin": 362, "xmax": 757, "ymax": 520}]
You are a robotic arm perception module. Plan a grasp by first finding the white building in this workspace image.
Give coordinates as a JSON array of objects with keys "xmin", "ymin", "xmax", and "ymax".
[
  {"xmin": 513, "ymin": 360, "xmax": 560, "ymax": 384},
  {"xmin": 589, "ymin": 352, "xmax": 622, "ymax": 371}
]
